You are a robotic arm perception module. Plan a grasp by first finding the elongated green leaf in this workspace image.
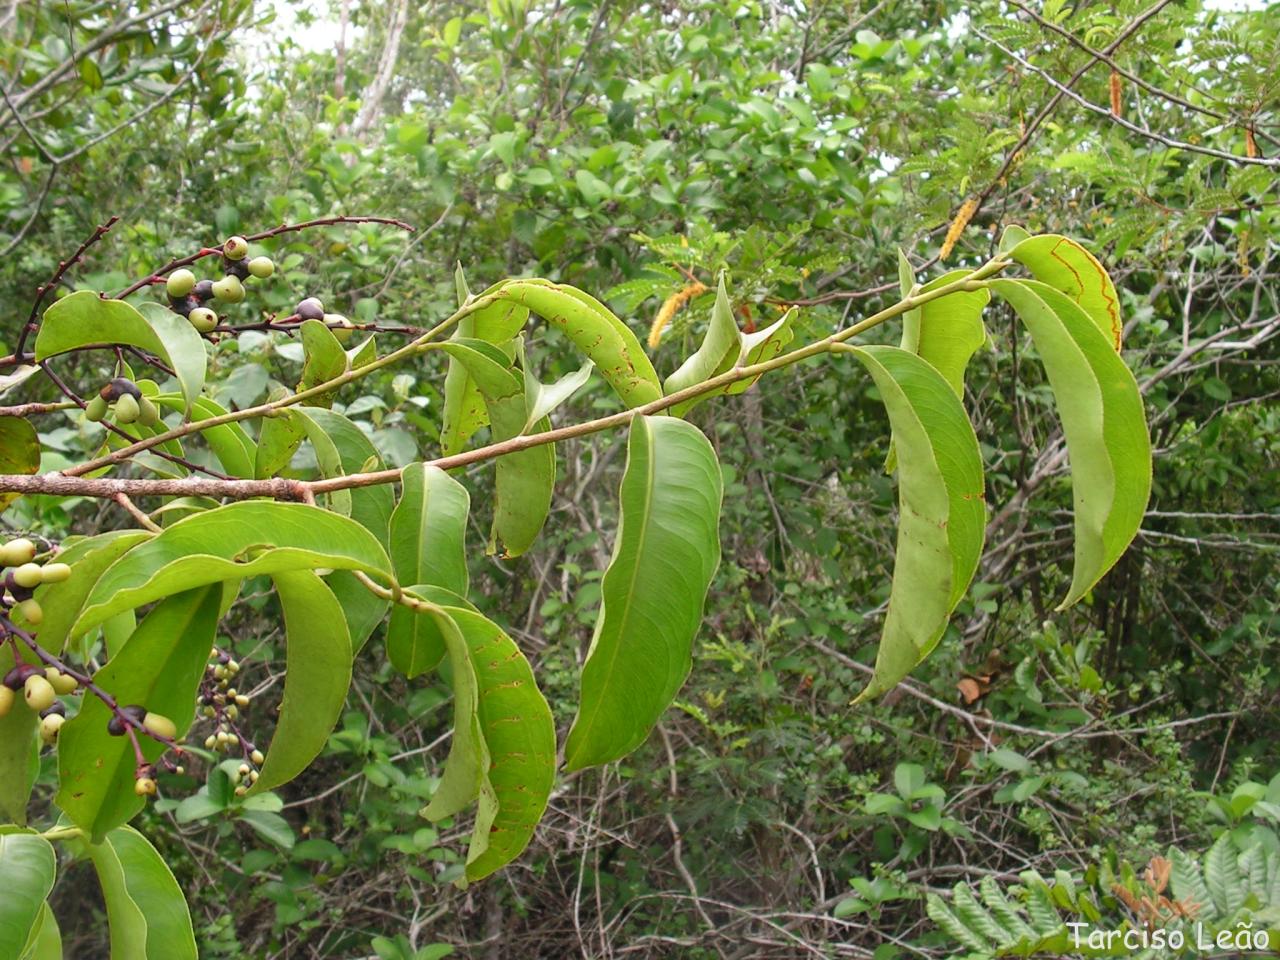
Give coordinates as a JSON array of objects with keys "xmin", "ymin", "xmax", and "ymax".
[
  {"xmin": 325, "ymin": 570, "xmax": 389, "ymax": 655},
  {"xmin": 440, "ymin": 341, "xmax": 554, "ymax": 557},
  {"xmin": 249, "ymin": 571, "xmax": 352, "ymax": 794},
  {"xmin": 25, "ymin": 530, "xmax": 150, "ymax": 655},
  {"xmin": 899, "ymin": 271, "xmax": 990, "ymax": 395},
  {"xmin": 1007, "ymin": 234, "xmax": 1123, "ymax": 349},
  {"xmin": 295, "ymin": 407, "xmax": 395, "ymax": 539},
  {"xmin": 0, "ymin": 649, "xmax": 40, "ymax": 825},
  {"xmin": 496, "ymin": 280, "xmax": 662, "ymax": 407},
  {"xmin": 386, "ymin": 464, "xmax": 471, "ymax": 677},
  {"xmin": 421, "ymin": 608, "xmax": 490, "ymax": 822},
  {"xmin": 153, "ymin": 394, "xmax": 256, "ymax": 478},
  {"xmin": 439, "ymin": 294, "xmax": 529, "ymax": 456},
  {"xmin": 1205, "ymin": 833, "xmax": 1245, "ymax": 917},
  {"xmin": 0, "ymin": 416, "xmax": 39, "ymax": 513},
  {"xmin": 565, "ymin": 416, "xmax": 723, "ymax": 769},
  {"xmin": 59, "ymin": 586, "xmax": 222, "ymax": 840},
  {"xmin": 0, "ymin": 833, "xmax": 56, "ymax": 959},
  {"xmin": 520, "ymin": 337, "xmax": 594, "ymax": 432},
  {"xmin": 664, "ymin": 274, "xmax": 739, "ymax": 402},
  {"xmin": 20, "ymin": 902, "xmax": 61, "ymax": 960},
  {"xmin": 991, "ymin": 279, "xmax": 1151, "ymax": 607},
  {"xmin": 98, "ymin": 826, "xmax": 196, "ymax": 960},
  {"xmin": 844, "ymin": 345, "xmax": 985, "ymax": 702},
  {"xmin": 255, "ymin": 408, "xmax": 306, "ymax": 478},
  {"xmin": 74, "ymin": 502, "xmax": 392, "ymax": 635},
  {"xmin": 37, "ymin": 294, "xmax": 206, "ymax": 412},
  {"xmin": 297, "ymin": 319, "xmax": 349, "ymax": 406},
  {"xmin": 88, "ymin": 824, "xmax": 147, "ymax": 957}
]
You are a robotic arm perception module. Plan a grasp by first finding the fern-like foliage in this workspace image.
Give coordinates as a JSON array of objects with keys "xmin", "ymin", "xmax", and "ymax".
[{"xmin": 927, "ymin": 829, "xmax": 1280, "ymax": 958}]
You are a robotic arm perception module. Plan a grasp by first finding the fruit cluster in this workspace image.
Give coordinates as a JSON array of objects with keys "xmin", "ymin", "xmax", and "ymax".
[
  {"xmin": 105, "ymin": 703, "xmax": 180, "ymax": 795},
  {"xmin": 198, "ymin": 649, "xmax": 263, "ymax": 795},
  {"xmin": 0, "ymin": 663, "xmax": 77, "ymax": 745},
  {"xmin": 84, "ymin": 377, "xmax": 159, "ymax": 427},
  {"xmin": 1, "ymin": 537, "xmax": 70, "ymax": 626},
  {"xmin": 164, "ymin": 235, "xmax": 275, "ymax": 335}
]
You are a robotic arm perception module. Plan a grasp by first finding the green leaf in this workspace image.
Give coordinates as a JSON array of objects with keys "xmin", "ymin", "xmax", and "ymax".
[
  {"xmin": 255, "ymin": 409, "xmax": 307, "ymax": 478},
  {"xmin": 238, "ymin": 809, "xmax": 295, "ymax": 849},
  {"xmin": 0, "ymin": 648, "xmax": 41, "ymax": 825},
  {"xmin": 1007, "ymin": 234, "xmax": 1123, "ymax": 350},
  {"xmin": 899, "ymin": 271, "xmax": 989, "ymax": 395},
  {"xmin": 663, "ymin": 274, "xmax": 739, "ymax": 406},
  {"xmin": 297, "ymin": 319, "xmax": 349, "ymax": 407},
  {"xmin": 495, "ymin": 280, "xmax": 662, "ymax": 408},
  {"xmin": 0, "ymin": 416, "xmax": 39, "ymax": 514},
  {"xmin": 58, "ymin": 586, "xmax": 222, "ymax": 840},
  {"xmin": 1169, "ymin": 845, "xmax": 1213, "ymax": 910},
  {"xmin": 87, "ymin": 826, "xmax": 196, "ymax": 960},
  {"xmin": 519, "ymin": 337, "xmax": 594, "ymax": 432},
  {"xmin": 24, "ymin": 530, "xmax": 150, "ymax": 655},
  {"xmin": 420, "ymin": 609, "xmax": 489, "ymax": 822},
  {"xmin": 991, "ymin": 279, "xmax": 1151, "ymax": 607},
  {"xmin": 74, "ymin": 502, "xmax": 392, "ymax": 636},
  {"xmin": 1205, "ymin": 832, "xmax": 1246, "ymax": 917},
  {"xmin": 295, "ymin": 408, "xmax": 395, "ymax": 539},
  {"xmin": 723, "ymin": 307, "xmax": 795, "ymax": 396},
  {"xmin": 565, "ymin": 416, "xmax": 723, "ymax": 769},
  {"xmin": 439, "ymin": 292, "xmax": 529, "ymax": 456},
  {"xmin": 843, "ymin": 345, "xmax": 985, "ymax": 702},
  {"xmin": 429, "ymin": 607, "xmax": 555, "ymax": 882},
  {"xmin": 439, "ymin": 341, "xmax": 554, "ymax": 557},
  {"xmin": 20, "ymin": 903, "xmax": 61, "ymax": 960},
  {"xmin": 386, "ymin": 464, "xmax": 470, "ymax": 677},
  {"xmin": 249, "ymin": 571, "xmax": 352, "ymax": 794},
  {"xmin": 0, "ymin": 832, "xmax": 56, "ymax": 958},
  {"xmin": 153, "ymin": 395, "xmax": 257, "ymax": 478},
  {"xmin": 36, "ymin": 293, "xmax": 207, "ymax": 413}
]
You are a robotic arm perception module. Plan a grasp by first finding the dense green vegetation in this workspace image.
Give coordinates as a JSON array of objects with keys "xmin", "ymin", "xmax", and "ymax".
[{"xmin": 1, "ymin": 1, "xmax": 1277, "ymax": 957}]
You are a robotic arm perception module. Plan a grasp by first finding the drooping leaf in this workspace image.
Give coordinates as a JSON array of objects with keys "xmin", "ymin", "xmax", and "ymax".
[
  {"xmin": 439, "ymin": 289, "xmax": 529, "ymax": 456},
  {"xmin": 249, "ymin": 571, "xmax": 352, "ymax": 794},
  {"xmin": 843, "ymin": 345, "xmax": 986, "ymax": 702},
  {"xmin": 0, "ymin": 416, "xmax": 40, "ymax": 513},
  {"xmin": 495, "ymin": 280, "xmax": 662, "ymax": 407},
  {"xmin": 295, "ymin": 407, "xmax": 395, "ymax": 538},
  {"xmin": 898, "ymin": 271, "xmax": 990, "ymax": 395},
  {"xmin": 22, "ymin": 529, "xmax": 150, "ymax": 655},
  {"xmin": 420, "ymin": 608, "xmax": 489, "ymax": 822},
  {"xmin": 36, "ymin": 293, "xmax": 207, "ymax": 413},
  {"xmin": 87, "ymin": 826, "xmax": 196, "ymax": 960},
  {"xmin": 439, "ymin": 341, "xmax": 554, "ymax": 557},
  {"xmin": 0, "ymin": 832, "xmax": 56, "ymax": 959},
  {"xmin": 386, "ymin": 463, "xmax": 470, "ymax": 677},
  {"xmin": 297, "ymin": 319, "xmax": 349, "ymax": 407},
  {"xmin": 74, "ymin": 502, "xmax": 392, "ymax": 636},
  {"xmin": 663, "ymin": 274, "xmax": 740, "ymax": 405},
  {"xmin": 58, "ymin": 586, "xmax": 222, "ymax": 840},
  {"xmin": 0, "ymin": 647, "xmax": 39, "ymax": 825},
  {"xmin": 325, "ymin": 570, "xmax": 389, "ymax": 655},
  {"xmin": 1006, "ymin": 233, "xmax": 1123, "ymax": 349},
  {"xmin": 991, "ymin": 279, "xmax": 1151, "ymax": 607},
  {"xmin": 20, "ymin": 902, "xmax": 61, "ymax": 960},
  {"xmin": 565, "ymin": 416, "xmax": 723, "ymax": 769},
  {"xmin": 152, "ymin": 395, "xmax": 256, "ymax": 478}
]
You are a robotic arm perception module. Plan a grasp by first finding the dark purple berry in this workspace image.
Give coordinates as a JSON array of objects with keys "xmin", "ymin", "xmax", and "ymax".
[
  {"xmin": 193, "ymin": 279, "xmax": 216, "ymax": 302},
  {"xmin": 3, "ymin": 664, "xmax": 42, "ymax": 690},
  {"xmin": 40, "ymin": 700, "xmax": 66, "ymax": 718},
  {"xmin": 222, "ymin": 257, "xmax": 250, "ymax": 281}
]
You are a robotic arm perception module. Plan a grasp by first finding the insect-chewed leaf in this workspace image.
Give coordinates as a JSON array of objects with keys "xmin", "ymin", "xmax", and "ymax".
[
  {"xmin": 58, "ymin": 586, "xmax": 222, "ymax": 841},
  {"xmin": 250, "ymin": 571, "xmax": 352, "ymax": 794},
  {"xmin": 991, "ymin": 279, "xmax": 1151, "ymax": 608},
  {"xmin": 0, "ymin": 831, "xmax": 56, "ymax": 959},
  {"xmin": 440, "ymin": 341, "xmax": 554, "ymax": 557},
  {"xmin": 494, "ymin": 280, "xmax": 662, "ymax": 408},
  {"xmin": 1006, "ymin": 234, "xmax": 1123, "ymax": 349},
  {"xmin": 0, "ymin": 647, "xmax": 40, "ymax": 825},
  {"xmin": 844, "ymin": 345, "xmax": 985, "ymax": 703},
  {"xmin": 565, "ymin": 416, "xmax": 723, "ymax": 770},
  {"xmin": 35, "ymin": 292, "xmax": 206, "ymax": 413},
  {"xmin": 87, "ymin": 825, "xmax": 196, "ymax": 960},
  {"xmin": 153, "ymin": 395, "xmax": 257, "ymax": 479},
  {"xmin": 72, "ymin": 502, "xmax": 392, "ymax": 637},
  {"xmin": 386, "ymin": 463, "xmax": 471, "ymax": 677},
  {"xmin": 419, "ymin": 606, "xmax": 556, "ymax": 883},
  {"xmin": 297, "ymin": 319, "xmax": 349, "ymax": 406}
]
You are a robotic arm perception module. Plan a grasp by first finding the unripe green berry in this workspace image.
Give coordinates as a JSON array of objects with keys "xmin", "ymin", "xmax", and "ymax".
[
  {"xmin": 24, "ymin": 675, "xmax": 56, "ymax": 713},
  {"xmin": 86, "ymin": 395, "xmax": 109, "ymax": 422},
  {"xmin": 13, "ymin": 563, "xmax": 43, "ymax": 589},
  {"xmin": 40, "ymin": 713, "xmax": 64, "ymax": 745},
  {"xmin": 166, "ymin": 269, "xmax": 196, "ymax": 298},
  {"xmin": 225, "ymin": 705, "xmax": 239, "ymax": 720},
  {"xmin": 324, "ymin": 313, "xmax": 355, "ymax": 344},
  {"xmin": 134, "ymin": 777, "xmax": 157, "ymax": 797},
  {"xmin": 211, "ymin": 275, "xmax": 245, "ymax": 303},
  {"xmin": 0, "ymin": 538, "xmax": 37, "ymax": 566},
  {"xmin": 45, "ymin": 667, "xmax": 78, "ymax": 694},
  {"xmin": 250, "ymin": 749, "xmax": 264, "ymax": 765},
  {"xmin": 40, "ymin": 562, "xmax": 72, "ymax": 584},
  {"xmin": 295, "ymin": 297, "xmax": 324, "ymax": 321},
  {"xmin": 238, "ymin": 763, "xmax": 251, "ymax": 776},
  {"xmin": 235, "ymin": 694, "xmax": 250, "ymax": 708},
  {"xmin": 142, "ymin": 711, "xmax": 177, "ymax": 740},
  {"xmin": 0, "ymin": 686, "xmax": 14, "ymax": 719},
  {"xmin": 234, "ymin": 785, "xmax": 247, "ymax": 797},
  {"xmin": 247, "ymin": 256, "xmax": 274, "ymax": 279},
  {"xmin": 189, "ymin": 307, "xmax": 218, "ymax": 333},
  {"xmin": 17, "ymin": 598, "xmax": 43, "ymax": 626},
  {"xmin": 138, "ymin": 397, "xmax": 160, "ymax": 427},
  {"xmin": 222, "ymin": 236, "xmax": 249, "ymax": 260},
  {"xmin": 115, "ymin": 393, "xmax": 141, "ymax": 425},
  {"xmin": 204, "ymin": 734, "xmax": 217, "ymax": 750}
]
